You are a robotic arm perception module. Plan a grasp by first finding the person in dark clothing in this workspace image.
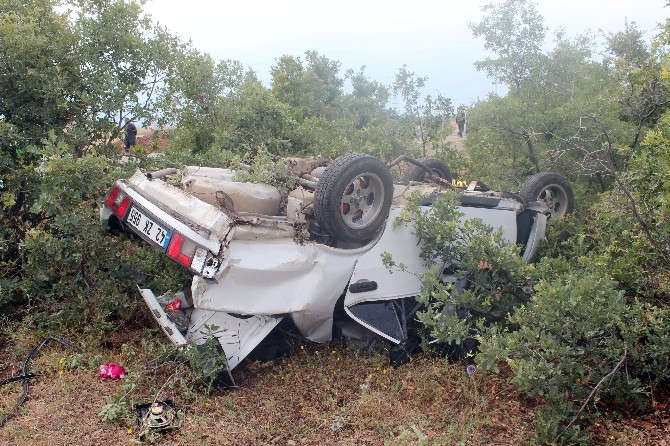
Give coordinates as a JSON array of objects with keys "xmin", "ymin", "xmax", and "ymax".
[
  {"xmin": 123, "ymin": 118, "xmax": 137, "ymax": 153},
  {"xmin": 456, "ymin": 112, "xmax": 465, "ymax": 138}
]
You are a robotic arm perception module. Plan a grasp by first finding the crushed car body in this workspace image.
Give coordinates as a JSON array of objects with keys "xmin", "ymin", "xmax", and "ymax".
[{"xmin": 100, "ymin": 153, "xmax": 573, "ymax": 374}]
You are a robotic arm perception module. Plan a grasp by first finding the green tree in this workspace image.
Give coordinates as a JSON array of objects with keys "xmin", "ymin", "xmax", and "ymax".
[
  {"xmin": 221, "ymin": 78, "xmax": 294, "ymax": 154},
  {"xmin": 167, "ymin": 50, "xmax": 247, "ymax": 152},
  {"xmin": 344, "ymin": 66, "xmax": 391, "ymax": 130},
  {"xmin": 271, "ymin": 51, "xmax": 344, "ymax": 121},
  {"xmin": 393, "ymin": 65, "xmax": 453, "ymax": 156},
  {"xmin": 0, "ymin": 0, "xmax": 184, "ymax": 155},
  {"xmin": 69, "ymin": 0, "xmax": 184, "ymax": 150},
  {"xmin": 0, "ymin": 0, "xmax": 190, "ymax": 331},
  {"xmin": 469, "ymin": 0, "xmax": 547, "ymax": 90},
  {"xmin": 606, "ymin": 21, "xmax": 670, "ymax": 148},
  {"xmin": 466, "ymin": 31, "xmax": 621, "ymax": 185},
  {"xmin": 452, "ymin": 14, "xmax": 670, "ymax": 441},
  {"xmin": 0, "ymin": 0, "xmax": 80, "ymax": 145}
]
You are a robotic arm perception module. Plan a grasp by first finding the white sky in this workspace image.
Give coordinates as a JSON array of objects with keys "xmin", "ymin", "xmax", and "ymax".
[{"xmin": 144, "ymin": 0, "xmax": 668, "ymax": 107}]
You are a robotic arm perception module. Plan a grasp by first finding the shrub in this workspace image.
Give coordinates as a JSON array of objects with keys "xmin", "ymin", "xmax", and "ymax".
[
  {"xmin": 476, "ymin": 268, "xmax": 670, "ymax": 443},
  {"xmin": 392, "ymin": 185, "xmax": 670, "ymax": 443},
  {"xmin": 1, "ymin": 142, "xmax": 190, "ymax": 341},
  {"xmin": 389, "ymin": 191, "xmax": 533, "ymax": 345}
]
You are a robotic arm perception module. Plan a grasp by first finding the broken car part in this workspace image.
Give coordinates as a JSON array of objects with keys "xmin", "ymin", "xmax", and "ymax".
[{"xmin": 135, "ymin": 400, "xmax": 183, "ymax": 437}]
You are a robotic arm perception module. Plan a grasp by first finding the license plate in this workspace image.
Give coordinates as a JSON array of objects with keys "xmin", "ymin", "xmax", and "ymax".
[{"xmin": 126, "ymin": 206, "xmax": 171, "ymax": 250}]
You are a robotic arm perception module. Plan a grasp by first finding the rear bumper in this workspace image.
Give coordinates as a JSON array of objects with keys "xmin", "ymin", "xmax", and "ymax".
[
  {"xmin": 105, "ymin": 177, "xmax": 227, "ymax": 256},
  {"xmin": 139, "ymin": 287, "xmax": 283, "ymax": 370}
]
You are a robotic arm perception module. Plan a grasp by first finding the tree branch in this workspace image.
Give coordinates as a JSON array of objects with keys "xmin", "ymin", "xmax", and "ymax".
[{"xmin": 565, "ymin": 348, "xmax": 628, "ymax": 431}]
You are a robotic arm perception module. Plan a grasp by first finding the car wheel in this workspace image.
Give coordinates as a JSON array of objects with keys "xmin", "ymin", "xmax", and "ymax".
[
  {"xmin": 402, "ymin": 157, "xmax": 453, "ymax": 183},
  {"xmin": 519, "ymin": 172, "xmax": 574, "ymax": 218},
  {"xmin": 314, "ymin": 153, "xmax": 393, "ymax": 243}
]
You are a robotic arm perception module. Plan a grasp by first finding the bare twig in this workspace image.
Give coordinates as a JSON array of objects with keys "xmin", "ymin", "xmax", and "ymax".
[{"xmin": 565, "ymin": 348, "xmax": 628, "ymax": 431}]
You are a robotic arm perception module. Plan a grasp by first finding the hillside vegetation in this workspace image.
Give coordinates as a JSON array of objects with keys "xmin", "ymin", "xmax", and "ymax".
[{"xmin": 1, "ymin": 0, "xmax": 669, "ymax": 444}]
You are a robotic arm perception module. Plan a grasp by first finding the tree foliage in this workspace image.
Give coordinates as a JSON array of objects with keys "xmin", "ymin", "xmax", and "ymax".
[
  {"xmin": 469, "ymin": 0, "xmax": 547, "ymax": 90},
  {"xmin": 392, "ymin": 65, "xmax": 454, "ymax": 156},
  {"xmin": 410, "ymin": 5, "xmax": 670, "ymax": 442},
  {"xmin": 0, "ymin": 0, "xmax": 184, "ymax": 155},
  {"xmin": 466, "ymin": 5, "xmax": 670, "ymax": 200},
  {"xmin": 271, "ymin": 51, "xmax": 344, "ymax": 120},
  {"xmin": 390, "ymin": 191, "xmax": 533, "ymax": 346},
  {"xmin": 0, "ymin": 0, "xmax": 188, "ymax": 334},
  {"xmin": 166, "ymin": 50, "xmax": 425, "ymax": 161}
]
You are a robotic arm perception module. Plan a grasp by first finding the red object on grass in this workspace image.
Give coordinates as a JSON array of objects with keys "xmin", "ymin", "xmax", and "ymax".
[{"xmin": 97, "ymin": 362, "xmax": 126, "ymax": 380}]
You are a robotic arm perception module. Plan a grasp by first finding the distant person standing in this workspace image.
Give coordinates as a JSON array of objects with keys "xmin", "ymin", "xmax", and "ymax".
[
  {"xmin": 123, "ymin": 118, "xmax": 137, "ymax": 154},
  {"xmin": 456, "ymin": 112, "xmax": 466, "ymax": 138}
]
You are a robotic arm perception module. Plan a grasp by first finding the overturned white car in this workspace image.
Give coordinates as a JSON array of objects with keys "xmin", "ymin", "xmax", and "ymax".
[{"xmin": 101, "ymin": 153, "xmax": 573, "ymax": 377}]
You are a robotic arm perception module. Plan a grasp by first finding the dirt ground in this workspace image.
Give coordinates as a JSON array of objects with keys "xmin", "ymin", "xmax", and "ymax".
[
  {"xmin": 1, "ymin": 329, "xmax": 668, "ymax": 445},
  {"xmin": 445, "ymin": 117, "xmax": 466, "ymax": 151}
]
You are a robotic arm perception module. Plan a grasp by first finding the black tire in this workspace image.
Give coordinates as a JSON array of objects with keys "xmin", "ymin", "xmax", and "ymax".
[
  {"xmin": 314, "ymin": 153, "xmax": 393, "ymax": 243},
  {"xmin": 519, "ymin": 172, "xmax": 574, "ymax": 218},
  {"xmin": 402, "ymin": 157, "xmax": 453, "ymax": 183}
]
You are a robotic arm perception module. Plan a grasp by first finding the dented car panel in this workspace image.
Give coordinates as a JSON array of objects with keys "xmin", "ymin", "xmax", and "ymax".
[
  {"xmin": 191, "ymin": 238, "xmax": 377, "ymax": 341},
  {"xmin": 102, "ymin": 155, "xmax": 561, "ymax": 374}
]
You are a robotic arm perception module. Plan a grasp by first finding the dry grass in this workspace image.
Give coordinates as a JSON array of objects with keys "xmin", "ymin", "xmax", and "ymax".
[{"xmin": 0, "ymin": 329, "xmax": 668, "ymax": 445}]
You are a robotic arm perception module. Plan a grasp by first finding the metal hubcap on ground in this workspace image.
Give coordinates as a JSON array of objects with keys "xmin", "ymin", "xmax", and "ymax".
[
  {"xmin": 539, "ymin": 185, "xmax": 569, "ymax": 217},
  {"xmin": 340, "ymin": 173, "xmax": 385, "ymax": 229}
]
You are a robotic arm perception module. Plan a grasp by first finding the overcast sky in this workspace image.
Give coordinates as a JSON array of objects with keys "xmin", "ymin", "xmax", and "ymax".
[{"xmin": 144, "ymin": 0, "xmax": 668, "ymax": 107}]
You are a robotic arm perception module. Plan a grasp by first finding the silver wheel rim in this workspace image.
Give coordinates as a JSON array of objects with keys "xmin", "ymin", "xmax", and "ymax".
[
  {"xmin": 339, "ymin": 173, "xmax": 386, "ymax": 229},
  {"xmin": 538, "ymin": 184, "xmax": 569, "ymax": 217}
]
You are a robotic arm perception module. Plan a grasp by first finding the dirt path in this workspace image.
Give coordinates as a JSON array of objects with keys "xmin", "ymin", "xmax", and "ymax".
[
  {"xmin": 424, "ymin": 118, "xmax": 465, "ymax": 157},
  {"xmin": 445, "ymin": 117, "xmax": 466, "ymax": 151}
]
